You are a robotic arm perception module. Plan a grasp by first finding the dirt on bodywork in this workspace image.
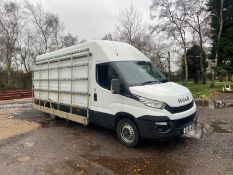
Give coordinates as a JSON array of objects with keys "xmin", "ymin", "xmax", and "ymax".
[{"xmin": 0, "ymin": 100, "xmax": 232, "ymax": 175}]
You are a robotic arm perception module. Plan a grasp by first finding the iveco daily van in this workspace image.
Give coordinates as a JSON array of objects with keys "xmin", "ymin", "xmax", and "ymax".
[{"xmin": 32, "ymin": 40, "xmax": 197, "ymax": 147}]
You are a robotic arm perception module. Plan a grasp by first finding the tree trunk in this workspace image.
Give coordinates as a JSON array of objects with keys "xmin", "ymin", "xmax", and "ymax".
[
  {"xmin": 210, "ymin": 67, "xmax": 216, "ymax": 87},
  {"xmin": 167, "ymin": 51, "xmax": 172, "ymax": 81},
  {"xmin": 210, "ymin": 0, "xmax": 224, "ymax": 88},
  {"xmin": 6, "ymin": 61, "xmax": 12, "ymax": 86},
  {"xmin": 6, "ymin": 49, "xmax": 13, "ymax": 87},
  {"xmin": 199, "ymin": 32, "xmax": 206, "ymax": 84},
  {"xmin": 183, "ymin": 47, "xmax": 188, "ymax": 85}
]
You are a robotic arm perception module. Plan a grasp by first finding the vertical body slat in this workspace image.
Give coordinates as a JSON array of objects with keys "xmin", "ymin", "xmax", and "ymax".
[
  {"xmin": 39, "ymin": 64, "xmax": 41, "ymax": 106},
  {"xmin": 86, "ymin": 49, "xmax": 90, "ymax": 125},
  {"xmin": 70, "ymin": 55, "xmax": 73, "ymax": 113},
  {"xmin": 48, "ymin": 59, "xmax": 50, "ymax": 100},
  {"xmin": 58, "ymin": 58, "xmax": 60, "ymax": 110}
]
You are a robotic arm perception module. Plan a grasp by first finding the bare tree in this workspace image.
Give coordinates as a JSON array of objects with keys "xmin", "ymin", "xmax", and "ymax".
[
  {"xmin": 166, "ymin": 51, "xmax": 172, "ymax": 81},
  {"xmin": 48, "ymin": 13, "xmax": 65, "ymax": 51},
  {"xmin": 114, "ymin": 5, "xmax": 172, "ymax": 76},
  {"xmin": 114, "ymin": 5, "xmax": 144, "ymax": 47},
  {"xmin": 150, "ymin": 0, "xmax": 190, "ymax": 84},
  {"xmin": 25, "ymin": 1, "xmax": 64, "ymax": 54},
  {"xmin": 25, "ymin": 1, "xmax": 48, "ymax": 54},
  {"xmin": 102, "ymin": 33, "xmax": 113, "ymax": 40},
  {"xmin": 0, "ymin": 0, "xmax": 79, "ymax": 89},
  {"xmin": 210, "ymin": 0, "xmax": 224, "ymax": 87},
  {"xmin": 180, "ymin": 0, "xmax": 211, "ymax": 84},
  {"xmin": 0, "ymin": 1, "xmax": 25, "ymax": 86},
  {"xmin": 61, "ymin": 33, "xmax": 78, "ymax": 47},
  {"xmin": 143, "ymin": 36, "xmax": 173, "ymax": 75},
  {"xmin": 18, "ymin": 31, "xmax": 36, "ymax": 73}
]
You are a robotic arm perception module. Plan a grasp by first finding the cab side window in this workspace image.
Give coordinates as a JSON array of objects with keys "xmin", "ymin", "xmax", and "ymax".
[{"xmin": 96, "ymin": 63, "xmax": 118, "ymax": 90}]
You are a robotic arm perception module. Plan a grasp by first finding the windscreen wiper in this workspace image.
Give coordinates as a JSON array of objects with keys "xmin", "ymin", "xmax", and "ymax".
[{"xmin": 141, "ymin": 80, "xmax": 159, "ymax": 85}]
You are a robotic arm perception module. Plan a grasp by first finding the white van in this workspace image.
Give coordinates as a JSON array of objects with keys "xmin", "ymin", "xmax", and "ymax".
[{"xmin": 32, "ymin": 40, "xmax": 197, "ymax": 147}]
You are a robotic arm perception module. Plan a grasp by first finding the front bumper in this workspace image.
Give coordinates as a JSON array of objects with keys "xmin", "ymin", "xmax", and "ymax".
[{"xmin": 136, "ymin": 113, "xmax": 197, "ymax": 140}]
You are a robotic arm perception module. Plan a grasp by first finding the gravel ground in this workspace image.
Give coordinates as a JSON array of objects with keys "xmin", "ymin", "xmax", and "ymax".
[
  {"xmin": 0, "ymin": 104, "xmax": 39, "ymax": 140},
  {"xmin": 0, "ymin": 101, "xmax": 232, "ymax": 175}
]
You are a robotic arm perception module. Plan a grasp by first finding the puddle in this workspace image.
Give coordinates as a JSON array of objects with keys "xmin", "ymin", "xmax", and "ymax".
[
  {"xmin": 40, "ymin": 121, "xmax": 52, "ymax": 128},
  {"xmin": 39, "ymin": 118, "xmax": 76, "ymax": 128},
  {"xmin": 184, "ymin": 121, "xmax": 232, "ymax": 139},
  {"xmin": 210, "ymin": 121, "xmax": 232, "ymax": 133},
  {"xmin": 83, "ymin": 155, "xmax": 185, "ymax": 175}
]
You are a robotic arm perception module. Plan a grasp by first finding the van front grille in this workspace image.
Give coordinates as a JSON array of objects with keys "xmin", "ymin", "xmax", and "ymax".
[
  {"xmin": 165, "ymin": 101, "xmax": 194, "ymax": 114},
  {"xmin": 169, "ymin": 113, "xmax": 196, "ymax": 128}
]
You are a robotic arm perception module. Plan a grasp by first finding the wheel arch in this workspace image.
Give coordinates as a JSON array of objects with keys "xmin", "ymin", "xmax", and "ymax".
[{"xmin": 114, "ymin": 112, "xmax": 138, "ymax": 129}]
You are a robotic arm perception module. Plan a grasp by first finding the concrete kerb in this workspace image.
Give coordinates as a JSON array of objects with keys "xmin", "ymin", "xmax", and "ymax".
[
  {"xmin": 0, "ymin": 98, "xmax": 32, "ymax": 105},
  {"xmin": 195, "ymin": 98, "xmax": 233, "ymax": 109}
]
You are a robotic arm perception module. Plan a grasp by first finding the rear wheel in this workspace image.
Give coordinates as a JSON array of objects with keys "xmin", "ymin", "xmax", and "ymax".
[{"xmin": 116, "ymin": 118, "xmax": 140, "ymax": 148}]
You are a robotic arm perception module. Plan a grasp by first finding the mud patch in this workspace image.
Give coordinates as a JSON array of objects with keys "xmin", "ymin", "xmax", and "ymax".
[
  {"xmin": 40, "ymin": 121, "xmax": 53, "ymax": 128},
  {"xmin": 49, "ymin": 158, "xmax": 113, "ymax": 175},
  {"xmin": 210, "ymin": 121, "xmax": 232, "ymax": 133},
  {"xmin": 83, "ymin": 155, "xmax": 185, "ymax": 175},
  {"xmin": 65, "ymin": 160, "xmax": 88, "ymax": 174},
  {"xmin": 37, "ymin": 118, "xmax": 70, "ymax": 128},
  {"xmin": 184, "ymin": 121, "xmax": 232, "ymax": 139}
]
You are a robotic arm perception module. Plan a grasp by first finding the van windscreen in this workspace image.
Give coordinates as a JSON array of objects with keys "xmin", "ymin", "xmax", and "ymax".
[{"xmin": 115, "ymin": 61, "xmax": 166, "ymax": 86}]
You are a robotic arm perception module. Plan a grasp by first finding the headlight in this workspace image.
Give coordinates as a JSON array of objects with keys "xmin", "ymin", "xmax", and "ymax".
[{"xmin": 136, "ymin": 95, "xmax": 165, "ymax": 109}]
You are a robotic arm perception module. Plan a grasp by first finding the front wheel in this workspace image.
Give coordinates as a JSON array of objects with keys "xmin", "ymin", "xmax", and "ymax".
[{"xmin": 116, "ymin": 118, "xmax": 140, "ymax": 148}]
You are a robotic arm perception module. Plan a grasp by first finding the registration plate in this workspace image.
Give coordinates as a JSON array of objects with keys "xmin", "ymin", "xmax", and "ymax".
[{"xmin": 183, "ymin": 124, "xmax": 195, "ymax": 134}]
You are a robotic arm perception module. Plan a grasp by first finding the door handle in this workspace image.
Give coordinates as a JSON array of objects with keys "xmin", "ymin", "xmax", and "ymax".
[{"xmin": 94, "ymin": 93, "xmax": 97, "ymax": 101}]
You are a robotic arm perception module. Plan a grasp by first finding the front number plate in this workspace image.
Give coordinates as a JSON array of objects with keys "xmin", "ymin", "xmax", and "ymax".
[{"xmin": 183, "ymin": 124, "xmax": 195, "ymax": 134}]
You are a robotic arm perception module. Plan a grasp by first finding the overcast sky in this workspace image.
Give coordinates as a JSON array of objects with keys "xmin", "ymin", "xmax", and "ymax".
[{"xmin": 18, "ymin": 0, "xmax": 152, "ymax": 40}]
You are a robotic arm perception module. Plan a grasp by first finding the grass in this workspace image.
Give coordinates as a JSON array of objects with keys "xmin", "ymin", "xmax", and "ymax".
[{"xmin": 180, "ymin": 81, "xmax": 233, "ymax": 99}]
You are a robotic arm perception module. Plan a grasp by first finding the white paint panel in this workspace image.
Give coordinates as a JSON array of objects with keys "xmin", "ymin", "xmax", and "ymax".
[
  {"xmin": 49, "ymin": 92, "xmax": 58, "ymax": 101},
  {"xmin": 34, "ymin": 72, "xmax": 40, "ymax": 79},
  {"xmin": 72, "ymin": 95, "xmax": 88, "ymax": 107},
  {"xmin": 73, "ymin": 67, "xmax": 88, "ymax": 78},
  {"xmin": 40, "ymin": 91, "xmax": 48, "ymax": 99},
  {"xmin": 34, "ymin": 91, "xmax": 39, "ymax": 97},
  {"xmin": 49, "ymin": 69, "xmax": 58, "ymax": 79},
  {"xmin": 59, "ymin": 93, "xmax": 71, "ymax": 104},
  {"xmin": 72, "ymin": 81, "xmax": 88, "ymax": 92}
]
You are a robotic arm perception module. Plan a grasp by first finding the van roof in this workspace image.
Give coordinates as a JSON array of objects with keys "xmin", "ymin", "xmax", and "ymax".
[{"xmin": 36, "ymin": 40, "xmax": 149, "ymax": 63}]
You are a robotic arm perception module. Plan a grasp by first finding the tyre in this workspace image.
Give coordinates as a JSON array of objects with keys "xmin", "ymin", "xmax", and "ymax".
[{"xmin": 116, "ymin": 118, "xmax": 140, "ymax": 148}]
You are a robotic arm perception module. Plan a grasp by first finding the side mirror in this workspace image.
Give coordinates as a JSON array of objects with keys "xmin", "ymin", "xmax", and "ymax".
[{"xmin": 111, "ymin": 79, "xmax": 121, "ymax": 94}]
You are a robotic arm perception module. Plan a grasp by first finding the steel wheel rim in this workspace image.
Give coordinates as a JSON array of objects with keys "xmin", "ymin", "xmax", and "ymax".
[{"xmin": 121, "ymin": 123, "xmax": 135, "ymax": 143}]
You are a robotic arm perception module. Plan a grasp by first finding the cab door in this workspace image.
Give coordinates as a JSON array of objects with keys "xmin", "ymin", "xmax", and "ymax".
[{"xmin": 90, "ymin": 62, "xmax": 122, "ymax": 128}]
